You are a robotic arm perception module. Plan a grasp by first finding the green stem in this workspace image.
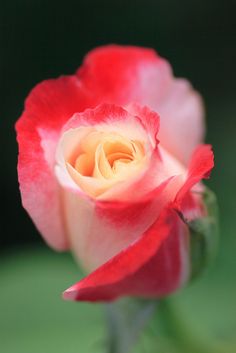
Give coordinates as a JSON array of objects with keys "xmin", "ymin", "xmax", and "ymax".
[
  {"xmin": 104, "ymin": 298, "xmax": 157, "ymax": 353},
  {"xmin": 104, "ymin": 297, "xmax": 236, "ymax": 353}
]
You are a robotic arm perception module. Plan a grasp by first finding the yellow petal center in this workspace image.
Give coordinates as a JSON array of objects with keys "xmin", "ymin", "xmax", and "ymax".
[{"xmin": 65, "ymin": 131, "xmax": 146, "ymax": 197}]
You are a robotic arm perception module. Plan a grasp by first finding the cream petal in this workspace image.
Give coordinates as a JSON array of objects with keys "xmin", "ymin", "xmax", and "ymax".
[
  {"xmin": 74, "ymin": 153, "xmax": 94, "ymax": 176},
  {"xmin": 56, "ymin": 119, "xmax": 152, "ymax": 199}
]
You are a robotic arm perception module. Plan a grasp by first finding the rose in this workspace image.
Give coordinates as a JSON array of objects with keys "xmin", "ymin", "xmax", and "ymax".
[{"xmin": 16, "ymin": 45, "xmax": 214, "ymax": 302}]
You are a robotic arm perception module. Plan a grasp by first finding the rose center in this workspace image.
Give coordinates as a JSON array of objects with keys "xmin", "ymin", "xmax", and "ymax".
[
  {"xmin": 70, "ymin": 133, "xmax": 144, "ymax": 182},
  {"xmin": 57, "ymin": 128, "xmax": 147, "ymax": 198}
]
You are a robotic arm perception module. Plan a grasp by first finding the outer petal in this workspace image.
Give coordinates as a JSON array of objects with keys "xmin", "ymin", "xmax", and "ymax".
[
  {"xmin": 15, "ymin": 76, "xmax": 91, "ymax": 250},
  {"xmin": 175, "ymin": 144, "xmax": 214, "ymax": 211},
  {"xmin": 63, "ymin": 207, "xmax": 189, "ymax": 301},
  {"xmin": 176, "ymin": 145, "xmax": 214, "ymax": 202},
  {"xmin": 173, "ymin": 144, "xmax": 214, "ymax": 222},
  {"xmin": 63, "ymin": 176, "xmax": 183, "ymax": 271},
  {"xmin": 63, "ymin": 143, "xmax": 214, "ymax": 301},
  {"xmin": 77, "ymin": 45, "xmax": 205, "ymax": 164}
]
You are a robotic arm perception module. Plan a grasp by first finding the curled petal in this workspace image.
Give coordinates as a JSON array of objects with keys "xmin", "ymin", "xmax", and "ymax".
[
  {"xmin": 175, "ymin": 144, "xmax": 214, "ymax": 208},
  {"xmin": 60, "ymin": 176, "xmax": 183, "ymax": 271},
  {"xmin": 63, "ymin": 207, "xmax": 189, "ymax": 301}
]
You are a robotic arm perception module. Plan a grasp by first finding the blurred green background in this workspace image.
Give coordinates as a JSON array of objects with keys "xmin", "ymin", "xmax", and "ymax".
[{"xmin": 1, "ymin": 0, "xmax": 236, "ymax": 352}]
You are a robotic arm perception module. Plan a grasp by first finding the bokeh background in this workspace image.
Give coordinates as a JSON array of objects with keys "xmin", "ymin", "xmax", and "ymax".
[{"xmin": 1, "ymin": 0, "xmax": 236, "ymax": 352}]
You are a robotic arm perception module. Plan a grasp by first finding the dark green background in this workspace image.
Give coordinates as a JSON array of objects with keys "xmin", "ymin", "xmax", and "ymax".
[{"xmin": 1, "ymin": 0, "xmax": 236, "ymax": 352}]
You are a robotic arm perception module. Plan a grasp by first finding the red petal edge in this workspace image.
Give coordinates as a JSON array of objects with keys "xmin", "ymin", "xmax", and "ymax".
[
  {"xmin": 15, "ymin": 76, "xmax": 90, "ymax": 250},
  {"xmin": 175, "ymin": 144, "xmax": 214, "ymax": 207}
]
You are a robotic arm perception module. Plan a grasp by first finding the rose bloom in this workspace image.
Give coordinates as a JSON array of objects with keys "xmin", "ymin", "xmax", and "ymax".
[{"xmin": 16, "ymin": 45, "xmax": 214, "ymax": 302}]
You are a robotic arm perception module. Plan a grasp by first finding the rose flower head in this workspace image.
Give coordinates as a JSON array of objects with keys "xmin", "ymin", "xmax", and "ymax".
[{"xmin": 16, "ymin": 45, "xmax": 215, "ymax": 302}]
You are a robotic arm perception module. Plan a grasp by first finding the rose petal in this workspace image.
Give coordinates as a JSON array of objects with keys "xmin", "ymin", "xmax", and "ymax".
[
  {"xmin": 60, "ymin": 174, "xmax": 183, "ymax": 271},
  {"xmin": 175, "ymin": 144, "xmax": 214, "ymax": 207},
  {"xmin": 63, "ymin": 206, "xmax": 189, "ymax": 301},
  {"xmin": 77, "ymin": 44, "xmax": 205, "ymax": 164},
  {"xmin": 15, "ymin": 76, "xmax": 89, "ymax": 250},
  {"xmin": 62, "ymin": 103, "xmax": 153, "ymax": 144}
]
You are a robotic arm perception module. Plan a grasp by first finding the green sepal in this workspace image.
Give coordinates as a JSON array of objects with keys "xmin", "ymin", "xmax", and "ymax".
[{"xmin": 187, "ymin": 187, "xmax": 219, "ymax": 280}]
